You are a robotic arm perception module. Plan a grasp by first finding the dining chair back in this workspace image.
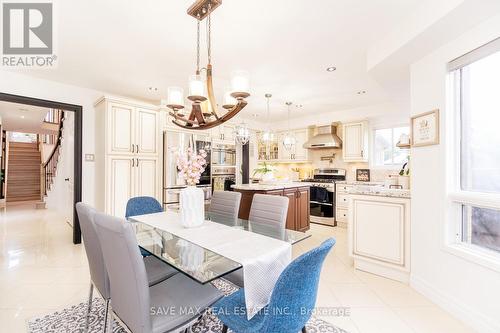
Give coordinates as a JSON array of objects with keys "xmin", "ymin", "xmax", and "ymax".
[
  {"xmin": 125, "ymin": 196, "xmax": 163, "ymax": 219},
  {"xmin": 210, "ymin": 191, "xmax": 242, "ymax": 220},
  {"xmin": 76, "ymin": 202, "xmax": 110, "ymax": 299},
  {"xmin": 94, "ymin": 212, "xmax": 152, "ymax": 333},
  {"xmin": 215, "ymin": 238, "xmax": 336, "ymax": 333},
  {"xmin": 249, "ymin": 194, "xmax": 289, "ymax": 228}
]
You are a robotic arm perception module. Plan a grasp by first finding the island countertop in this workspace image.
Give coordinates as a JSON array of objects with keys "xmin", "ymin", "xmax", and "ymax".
[{"xmin": 231, "ymin": 183, "xmax": 310, "ymax": 191}]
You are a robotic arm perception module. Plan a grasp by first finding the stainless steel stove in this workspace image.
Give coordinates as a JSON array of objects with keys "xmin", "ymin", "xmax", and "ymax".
[{"xmin": 301, "ymin": 168, "xmax": 346, "ymax": 226}]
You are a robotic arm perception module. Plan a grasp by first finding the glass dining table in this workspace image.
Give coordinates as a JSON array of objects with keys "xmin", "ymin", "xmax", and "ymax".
[{"xmin": 129, "ymin": 211, "xmax": 311, "ymax": 284}]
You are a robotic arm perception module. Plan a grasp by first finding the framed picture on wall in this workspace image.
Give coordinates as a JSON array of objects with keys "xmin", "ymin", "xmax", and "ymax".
[
  {"xmin": 356, "ymin": 169, "xmax": 370, "ymax": 182},
  {"xmin": 411, "ymin": 109, "xmax": 440, "ymax": 147}
]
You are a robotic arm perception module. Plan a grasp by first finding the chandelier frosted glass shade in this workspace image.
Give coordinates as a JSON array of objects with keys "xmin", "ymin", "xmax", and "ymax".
[
  {"xmin": 282, "ymin": 133, "xmax": 296, "ymax": 151},
  {"xmin": 235, "ymin": 122, "xmax": 250, "ymax": 145}
]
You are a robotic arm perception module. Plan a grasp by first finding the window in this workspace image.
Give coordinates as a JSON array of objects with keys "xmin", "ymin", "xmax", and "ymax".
[
  {"xmin": 372, "ymin": 126, "xmax": 409, "ymax": 166},
  {"xmin": 449, "ymin": 38, "xmax": 500, "ymax": 259}
]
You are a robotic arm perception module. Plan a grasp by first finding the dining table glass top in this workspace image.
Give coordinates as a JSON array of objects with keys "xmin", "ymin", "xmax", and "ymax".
[{"xmin": 129, "ymin": 211, "xmax": 311, "ymax": 284}]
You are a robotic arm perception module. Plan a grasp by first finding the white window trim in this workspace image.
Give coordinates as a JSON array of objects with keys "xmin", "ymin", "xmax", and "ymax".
[
  {"xmin": 370, "ymin": 124, "xmax": 409, "ymax": 170},
  {"xmin": 443, "ymin": 64, "xmax": 500, "ymax": 273}
]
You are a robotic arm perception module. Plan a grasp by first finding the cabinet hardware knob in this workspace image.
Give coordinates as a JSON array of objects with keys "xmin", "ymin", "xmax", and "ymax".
[{"xmin": 132, "ymin": 158, "xmax": 135, "ymax": 167}]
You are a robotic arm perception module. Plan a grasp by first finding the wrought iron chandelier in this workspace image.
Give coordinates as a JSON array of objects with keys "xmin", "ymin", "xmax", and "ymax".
[
  {"xmin": 282, "ymin": 102, "xmax": 296, "ymax": 151},
  {"xmin": 166, "ymin": 0, "xmax": 250, "ymax": 130}
]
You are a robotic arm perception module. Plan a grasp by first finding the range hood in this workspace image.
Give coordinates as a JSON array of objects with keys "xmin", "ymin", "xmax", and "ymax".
[{"xmin": 303, "ymin": 124, "xmax": 342, "ymax": 149}]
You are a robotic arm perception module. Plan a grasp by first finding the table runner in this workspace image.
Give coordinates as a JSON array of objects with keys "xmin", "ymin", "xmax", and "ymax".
[{"xmin": 133, "ymin": 211, "xmax": 292, "ymax": 319}]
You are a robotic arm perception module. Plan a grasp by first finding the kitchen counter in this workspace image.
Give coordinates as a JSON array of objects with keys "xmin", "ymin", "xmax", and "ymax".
[
  {"xmin": 231, "ymin": 183, "xmax": 310, "ymax": 191},
  {"xmin": 347, "ymin": 187, "xmax": 411, "ymax": 198},
  {"xmin": 335, "ymin": 181, "xmax": 384, "ymax": 186}
]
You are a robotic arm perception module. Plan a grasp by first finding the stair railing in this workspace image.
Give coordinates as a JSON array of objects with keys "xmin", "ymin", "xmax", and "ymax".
[{"xmin": 42, "ymin": 110, "xmax": 65, "ymax": 195}]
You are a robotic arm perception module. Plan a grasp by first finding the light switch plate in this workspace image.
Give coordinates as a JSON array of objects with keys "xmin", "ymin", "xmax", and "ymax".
[{"xmin": 85, "ymin": 154, "xmax": 95, "ymax": 162}]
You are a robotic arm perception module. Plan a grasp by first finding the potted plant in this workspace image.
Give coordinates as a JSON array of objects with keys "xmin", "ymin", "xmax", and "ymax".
[
  {"xmin": 252, "ymin": 162, "xmax": 275, "ymax": 183},
  {"xmin": 398, "ymin": 157, "xmax": 410, "ymax": 189}
]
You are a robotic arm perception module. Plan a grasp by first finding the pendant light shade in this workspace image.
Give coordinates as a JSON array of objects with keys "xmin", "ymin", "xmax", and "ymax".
[
  {"xmin": 260, "ymin": 94, "xmax": 275, "ymax": 143},
  {"xmin": 235, "ymin": 122, "xmax": 250, "ymax": 145}
]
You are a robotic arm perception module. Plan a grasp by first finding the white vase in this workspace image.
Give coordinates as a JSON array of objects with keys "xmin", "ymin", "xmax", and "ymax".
[
  {"xmin": 398, "ymin": 176, "xmax": 410, "ymax": 189},
  {"xmin": 179, "ymin": 186, "xmax": 205, "ymax": 228}
]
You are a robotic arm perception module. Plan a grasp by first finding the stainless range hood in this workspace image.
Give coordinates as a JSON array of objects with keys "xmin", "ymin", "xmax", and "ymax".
[{"xmin": 303, "ymin": 123, "xmax": 342, "ymax": 149}]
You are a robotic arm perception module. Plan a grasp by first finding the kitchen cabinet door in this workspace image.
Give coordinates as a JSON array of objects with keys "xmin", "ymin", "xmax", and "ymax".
[
  {"xmin": 284, "ymin": 188, "xmax": 297, "ymax": 230},
  {"xmin": 135, "ymin": 157, "xmax": 159, "ymax": 200},
  {"xmin": 343, "ymin": 121, "xmax": 368, "ymax": 162},
  {"xmin": 293, "ymin": 129, "xmax": 309, "ymax": 161},
  {"xmin": 108, "ymin": 103, "xmax": 134, "ymax": 155},
  {"xmin": 296, "ymin": 187, "xmax": 310, "ymax": 232},
  {"xmin": 107, "ymin": 156, "xmax": 134, "ymax": 217},
  {"xmin": 135, "ymin": 108, "xmax": 158, "ymax": 155}
]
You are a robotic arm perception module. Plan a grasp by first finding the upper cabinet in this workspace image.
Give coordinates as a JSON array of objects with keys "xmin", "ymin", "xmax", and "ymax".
[
  {"xmin": 106, "ymin": 102, "xmax": 159, "ymax": 156},
  {"xmin": 342, "ymin": 121, "xmax": 369, "ymax": 162},
  {"xmin": 258, "ymin": 128, "xmax": 310, "ymax": 163}
]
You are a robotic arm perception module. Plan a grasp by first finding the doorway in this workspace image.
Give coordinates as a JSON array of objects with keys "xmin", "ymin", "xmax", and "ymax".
[{"xmin": 0, "ymin": 93, "xmax": 83, "ymax": 244}]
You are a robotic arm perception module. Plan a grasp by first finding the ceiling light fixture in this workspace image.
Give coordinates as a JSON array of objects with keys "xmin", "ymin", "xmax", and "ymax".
[
  {"xmin": 282, "ymin": 102, "xmax": 296, "ymax": 151},
  {"xmin": 326, "ymin": 67, "xmax": 337, "ymax": 72},
  {"xmin": 260, "ymin": 94, "xmax": 275, "ymax": 144},
  {"xmin": 166, "ymin": 0, "xmax": 250, "ymax": 130}
]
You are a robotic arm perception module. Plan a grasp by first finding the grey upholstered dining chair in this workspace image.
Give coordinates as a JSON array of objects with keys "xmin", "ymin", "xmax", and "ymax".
[
  {"xmin": 93, "ymin": 211, "xmax": 224, "ymax": 333},
  {"xmin": 224, "ymin": 194, "xmax": 289, "ymax": 288},
  {"xmin": 76, "ymin": 203, "xmax": 178, "ymax": 333},
  {"xmin": 249, "ymin": 194, "xmax": 289, "ymax": 229},
  {"xmin": 209, "ymin": 191, "xmax": 242, "ymax": 220}
]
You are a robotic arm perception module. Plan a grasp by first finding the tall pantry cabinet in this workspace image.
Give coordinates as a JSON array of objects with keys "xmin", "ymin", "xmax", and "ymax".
[{"xmin": 94, "ymin": 97, "xmax": 161, "ymax": 217}]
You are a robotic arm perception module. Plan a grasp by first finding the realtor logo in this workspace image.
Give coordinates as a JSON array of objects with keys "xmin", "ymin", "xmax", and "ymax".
[{"xmin": 2, "ymin": 1, "xmax": 56, "ymax": 67}]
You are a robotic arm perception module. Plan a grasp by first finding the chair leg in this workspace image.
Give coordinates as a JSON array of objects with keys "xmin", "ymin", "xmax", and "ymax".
[
  {"xmin": 222, "ymin": 324, "xmax": 228, "ymax": 333},
  {"xmin": 103, "ymin": 299, "xmax": 111, "ymax": 333},
  {"xmin": 302, "ymin": 326, "xmax": 307, "ymax": 333},
  {"xmin": 85, "ymin": 282, "xmax": 94, "ymax": 333}
]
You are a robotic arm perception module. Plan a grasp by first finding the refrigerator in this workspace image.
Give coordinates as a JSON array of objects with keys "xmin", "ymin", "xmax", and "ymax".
[{"xmin": 162, "ymin": 130, "xmax": 212, "ymax": 208}]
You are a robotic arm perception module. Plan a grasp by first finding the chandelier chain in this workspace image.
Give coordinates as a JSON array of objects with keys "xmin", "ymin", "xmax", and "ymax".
[
  {"xmin": 207, "ymin": 3, "xmax": 212, "ymax": 64},
  {"xmin": 196, "ymin": 18, "xmax": 201, "ymax": 72}
]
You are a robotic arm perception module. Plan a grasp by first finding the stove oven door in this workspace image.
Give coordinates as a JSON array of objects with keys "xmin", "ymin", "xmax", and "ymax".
[{"xmin": 310, "ymin": 186, "xmax": 334, "ymax": 218}]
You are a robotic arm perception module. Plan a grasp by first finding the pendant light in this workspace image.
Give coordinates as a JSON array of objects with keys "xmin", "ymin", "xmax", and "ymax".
[
  {"xmin": 234, "ymin": 112, "xmax": 250, "ymax": 145},
  {"xmin": 260, "ymin": 94, "xmax": 274, "ymax": 143},
  {"xmin": 282, "ymin": 102, "xmax": 296, "ymax": 151}
]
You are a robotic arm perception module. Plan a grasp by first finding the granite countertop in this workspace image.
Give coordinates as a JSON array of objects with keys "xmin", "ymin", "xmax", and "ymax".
[
  {"xmin": 231, "ymin": 182, "xmax": 310, "ymax": 191},
  {"xmin": 335, "ymin": 181, "xmax": 385, "ymax": 186},
  {"xmin": 347, "ymin": 187, "xmax": 411, "ymax": 198}
]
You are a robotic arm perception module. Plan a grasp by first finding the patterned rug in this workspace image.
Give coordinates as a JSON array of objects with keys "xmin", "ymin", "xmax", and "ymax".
[{"xmin": 27, "ymin": 279, "xmax": 348, "ymax": 333}]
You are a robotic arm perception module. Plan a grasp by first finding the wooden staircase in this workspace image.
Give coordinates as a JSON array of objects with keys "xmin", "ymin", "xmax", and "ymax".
[{"xmin": 6, "ymin": 142, "xmax": 42, "ymax": 202}]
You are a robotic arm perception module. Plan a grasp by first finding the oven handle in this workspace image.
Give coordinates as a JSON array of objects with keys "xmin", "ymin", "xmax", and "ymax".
[{"xmin": 310, "ymin": 200, "xmax": 333, "ymax": 206}]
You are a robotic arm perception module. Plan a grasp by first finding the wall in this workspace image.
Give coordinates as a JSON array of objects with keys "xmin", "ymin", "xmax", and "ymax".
[
  {"xmin": 0, "ymin": 70, "xmax": 102, "ymax": 206},
  {"xmin": 410, "ymin": 13, "xmax": 500, "ymax": 333}
]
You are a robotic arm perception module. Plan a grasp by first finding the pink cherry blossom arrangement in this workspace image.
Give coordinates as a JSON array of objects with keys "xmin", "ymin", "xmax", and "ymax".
[{"xmin": 176, "ymin": 147, "xmax": 208, "ymax": 186}]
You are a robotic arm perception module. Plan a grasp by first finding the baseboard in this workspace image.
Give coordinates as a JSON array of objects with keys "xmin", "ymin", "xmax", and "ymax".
[{"xmin": 410, "ymin": 275, "xmax": 500, "ymax": 333}]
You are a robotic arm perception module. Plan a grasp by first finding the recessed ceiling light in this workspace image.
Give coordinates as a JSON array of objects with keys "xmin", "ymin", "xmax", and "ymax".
[
  {"xmin": 357, "ymin": 90, "xmax": 367, "ymax": 95},
  {"xmin": 326, "ymin": 67, "xmax": 336, "ymax": 72}
]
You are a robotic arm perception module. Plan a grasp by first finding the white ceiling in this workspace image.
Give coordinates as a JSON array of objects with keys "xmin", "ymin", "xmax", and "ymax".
[
  {"xmin": 15, "ymin": 0, "xmax": 429, "ymax": 121},
  {"xmin": 0, "ymin": 101, "xmax": 50, "ymax": 134}
]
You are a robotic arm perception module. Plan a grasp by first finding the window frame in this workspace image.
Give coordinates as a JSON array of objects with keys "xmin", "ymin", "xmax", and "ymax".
[
  {"xmin": 370, "ymin": 125, "xmax": 410, "ymax": 169},
  {"xmin": 445, "ymin": 45, "xmax": 500, "ymax": 273}
]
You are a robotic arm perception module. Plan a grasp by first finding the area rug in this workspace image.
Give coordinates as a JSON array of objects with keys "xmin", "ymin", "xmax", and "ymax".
[{"xmin": 27, "ymin": 279, "xmax": 348, "ymax": 333}]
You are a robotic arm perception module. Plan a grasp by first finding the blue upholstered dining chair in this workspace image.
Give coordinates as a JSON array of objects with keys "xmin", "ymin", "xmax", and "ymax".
[
  {"xmin": 125, "ymin": 196, "xmax": 164, "ymax": 257},
  {"xmin": 214, "ymin": 238, "xmax": 336, "ymax": 333},
  {"xmin": 125, "ymin": 196, "xmax": 163, "ymax": 219}
]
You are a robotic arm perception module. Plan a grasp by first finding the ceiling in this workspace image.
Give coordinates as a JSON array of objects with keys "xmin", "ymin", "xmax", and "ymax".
[
  {"xmin": 0, "ymin": 101, "xmax": 51, "ymax": 134},
  {"xmin": 15, "ymin": 0, "xmax": 429, "ymax": 121}
]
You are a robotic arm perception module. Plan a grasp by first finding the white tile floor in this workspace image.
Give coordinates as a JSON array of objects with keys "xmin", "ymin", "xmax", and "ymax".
[{"xmin": 0, "ymin": 203, "xmax": 475, "ymax": 333}]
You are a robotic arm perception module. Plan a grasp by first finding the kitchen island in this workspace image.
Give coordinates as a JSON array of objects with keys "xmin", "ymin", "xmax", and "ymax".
[{"xmin": 232, "ymin": 183, "xmax": 310, "ymax": 232}]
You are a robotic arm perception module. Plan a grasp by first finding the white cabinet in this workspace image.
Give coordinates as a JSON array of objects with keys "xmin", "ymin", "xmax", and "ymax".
[
  {"xmin": 107, "ymin": 103, "xmax": 158, "ymax": 155},
  {"xmin": 260, "ymin": 128, "xmax": 310, "ymax": 163},
  {"xmin": 212, "ymin": 124, "xmax": 235, "ymax": 143},
  {"xmin": 135, "ymin": 108, "xmax": 159, "ymax": 155},
  {"xmin": 348, "ymin": 195, "xmax": 411, "ymax": 283},
  {"xmin": 95, "ymin": 97, "xmax": 161, "ymax": 217},
  {"xmin": 342, "ymin": 121, "xmax": 368, "ymax": 162},
  {"xmin": 293, "ymin": 129, "xmax": 309, "ymax": 160}
]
